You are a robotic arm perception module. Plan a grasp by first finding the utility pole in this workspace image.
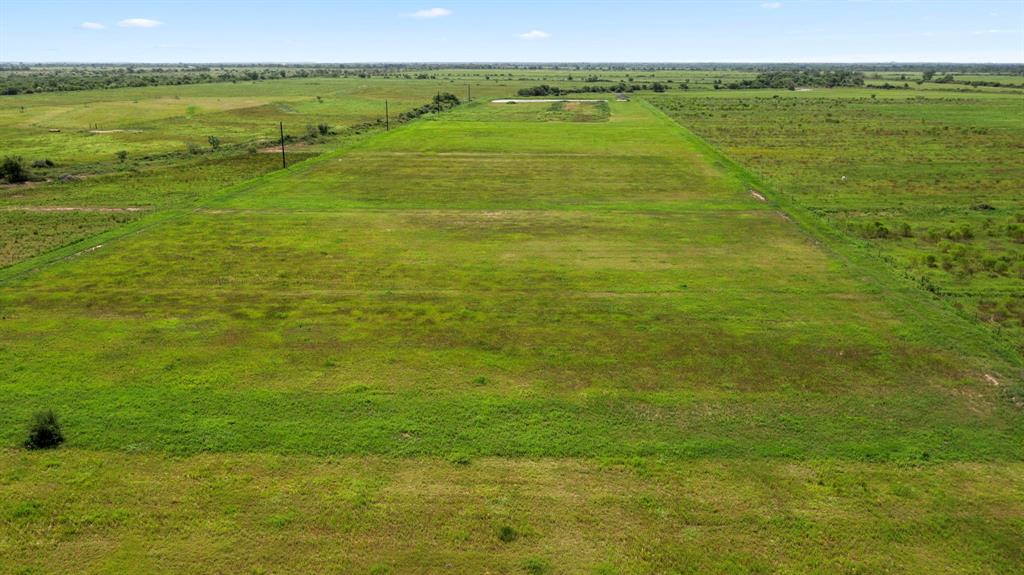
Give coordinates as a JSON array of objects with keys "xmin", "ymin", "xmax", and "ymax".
[
  {"xmin": 279, "ymin": 122, "xmax": 286, "ymax": 169},
  {"xmin": 385, "ymin": 100, "xmax": 389, "ymax": 131}
]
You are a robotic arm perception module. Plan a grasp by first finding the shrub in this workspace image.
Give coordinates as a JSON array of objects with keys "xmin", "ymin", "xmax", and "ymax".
[
  {"xmin": 116, "ymin": 150, "xmax": 128, "ymax": 163},
  {"xmin": 24, "ymin": 410, "xmax": 64, "ymax": 449},
  {"xmin": 31, "ymin": 159, "xmax": 54, "ymax": 168},
  {"xmin": 1006, "ymin": 223, "xmax": 1023, "ymax": 243},
  {"xmin": 522, "ymin": 557, "xmax": 551, "ymax": 574},
  {"xmin": 1, "ymin": 156, "xmax": 31, "ymax": 183},
  {"xmin": 945, "ymin": 224, "xmax": 974, "ymax": 241},
  {"xmin": 317, "ymin": 123, "xmax": 331, "ymax": 136},
  {"xmin": 497, "ymin": 525, "xmax": 518, "ymax": 543},
  {"xmin": 207, "ymin": 135, "xmax": 221, "ymax": 150},
  {"xmin": 518, "ymin": 84, "xmax": 562, "ymax": 97},
  {"xmin": 186, "ymin": 142, "xmax": 202, "ymax": 155}
]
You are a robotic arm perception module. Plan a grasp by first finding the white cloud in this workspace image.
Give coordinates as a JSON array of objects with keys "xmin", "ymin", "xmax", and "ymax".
[
  {"xmin": 970, "ymin": 29, "xmax": 1013, "ymax": 36},
  {"xmin": 80, "ymin": 22, "xmax": 105, "ymax": 30},
  {"xmin": 761, "ymin": 2, "xmax": 783, "ymax": 8},
  {"xmin": 408, "ymin": 7, "xmax": 452, "ymax": 19},
  {"xmin": 118, "ymin": 18, "xmax": 162, "ymax": 28},
  {"xmin": 519, "ymin": 30, "xmax": 551, "ymax": 40}
]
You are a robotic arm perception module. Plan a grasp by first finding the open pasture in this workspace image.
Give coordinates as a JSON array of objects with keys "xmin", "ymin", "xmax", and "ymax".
[
  {"xmin": 649, "ymin": 90, "xmax": 1024, "ymax": 352},
  {"xmin": 0, "ymin": 77, "xmax": 514, "ymax": 163},
  {"xmin": 0, "ymin": 77, "xmax": 527, "ymax": 267},
  {"xmin": 2, "ymin": 94, "xmax": 1021, "ymax": 572}
]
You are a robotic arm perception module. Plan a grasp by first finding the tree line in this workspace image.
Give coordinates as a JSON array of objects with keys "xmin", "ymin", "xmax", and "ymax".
[
  {"xmin": 517, "ymin": 81, "xmax": 680, "ymax": 97},
  {"xmin": 717, "ymin": 70, "xmax": 865, "ymax": 90}
]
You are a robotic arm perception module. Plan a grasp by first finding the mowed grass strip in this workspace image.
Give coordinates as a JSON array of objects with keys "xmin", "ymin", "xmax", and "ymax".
[{"xmin": 211, "ymin": 100, "xmax": 750, "ymax": 211}]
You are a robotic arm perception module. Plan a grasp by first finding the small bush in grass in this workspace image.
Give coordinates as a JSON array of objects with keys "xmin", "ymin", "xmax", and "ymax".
[
  {"xmin": 522, "ymin": 557, "xmax": 551, "ymax": 575},
  {"xmin": 24, "ymin": 410, "xmax": 64, "ymax": 449},
  {"xmin": 497, "ymin": 525, "xmax": 518, "ymax": 543},
  {"xmin": 1, "ymin": 156, "xmax": 30, "ymax": 183},
  {"xmin": 115, "ymin": 150, "xmax": 128, "ymax": 163}
]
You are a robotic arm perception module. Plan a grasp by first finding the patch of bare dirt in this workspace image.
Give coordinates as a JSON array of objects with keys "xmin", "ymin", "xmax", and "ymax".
[
  {"xmin": 69, "ymin": 244, "xmax": 104, "ymax": 258},
  {"xmin": 749, "ymin": 189, "xmax": 766, "ymax": 202},
  {"xmin": 258, "ymin": 144, "xmax": 309, "ymax": 154},
  {"xmin": 0, "ymin": 181, "xmax": 42, "ymax": 191}
]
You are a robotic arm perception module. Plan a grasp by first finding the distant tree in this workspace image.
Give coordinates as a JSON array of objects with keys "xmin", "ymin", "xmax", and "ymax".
[
  {"xmin": 432, "ymin": 92, "xmax": 461, "ymax": 110},
  {"xmin": 922, "ymin": 70, "xmax": 937, "ymax": 82}
]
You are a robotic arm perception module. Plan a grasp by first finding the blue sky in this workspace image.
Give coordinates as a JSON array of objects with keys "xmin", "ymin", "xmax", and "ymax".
[{"xmin": 1, "ymin": 1, "xmax": 1021, "ymax": 63}]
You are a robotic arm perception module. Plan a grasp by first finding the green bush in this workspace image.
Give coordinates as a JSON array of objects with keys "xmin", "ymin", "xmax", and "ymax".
[
  {"xmin": 522, "ymin": 557, "xmax": 551, "ymax": 574},
  {"xmin": 1, "ymin": 155, "xmax": 30, "ymax": 183},
  {"xmin": 497, "ymin": 525, "xmax": 518, "ymax": 543},
  {"xmin": 24, "ymin": 410, "xmax": 64, "ymax": 449}
]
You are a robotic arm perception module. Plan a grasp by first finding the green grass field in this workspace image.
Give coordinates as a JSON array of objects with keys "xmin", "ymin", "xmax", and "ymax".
[
  {"xmin": 0, "ymin": 78, "xmax": 537, "ymax": 267},
  {"xmin": 2, "ymin": 89, "xmax": 1022, "ymax": 573}
]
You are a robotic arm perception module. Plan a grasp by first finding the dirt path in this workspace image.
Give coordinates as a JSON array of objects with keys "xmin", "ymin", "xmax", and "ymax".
[
  {"xmin": 491, "ymin": 99, "xmax": 605, "ymax": 103},
  {"xmin": 3, "ymin": 206, "xmax": 148, "ymax": 213}
]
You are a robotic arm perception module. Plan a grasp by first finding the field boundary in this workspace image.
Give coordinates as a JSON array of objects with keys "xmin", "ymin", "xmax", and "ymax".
[{"xmin": 638, "ymin": 97, "xmax": 1023, "ymax": 384}]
